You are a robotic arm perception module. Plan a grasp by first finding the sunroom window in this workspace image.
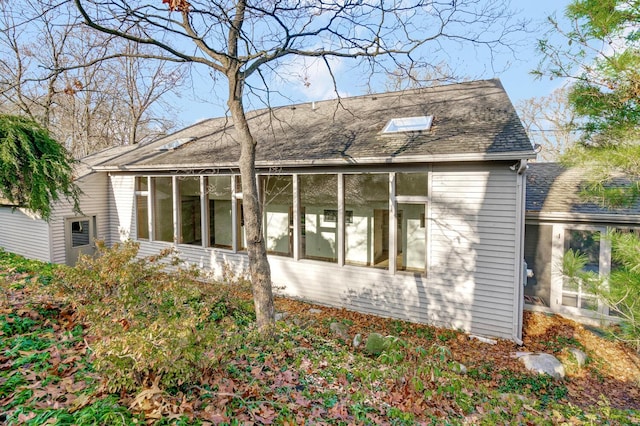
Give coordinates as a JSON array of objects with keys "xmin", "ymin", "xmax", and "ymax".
[
  {"xmin": 206, "ymin": 176, "xmax": 233, "ymax": 249},
  {"xmin": 395, "ymin": 172, "xmax": 428, "ymax": 273},
  {"xmin": 135, "ymin": 177, "xmax": 149, "ymax": 240},
  {"xmin": 178, "ymin": 176, "xmax": 201, "ymax": 245},
  {"xmin": 396, "ymin": 203, "xmax": 426, "ymax": 272},
  {"xmin": 152, "ymin": 177, "xmax": 173, "ymax": 242},
  {"xmin": 345, "ymin": 174, "xmax": 389, "ymax": 268},
  {"xmin": 300, "ymin": 174, "xmax": 338, "ymax": 263},
  {"xmin": 261, "ymin": 175, "xmax": 293, "ymax": 257}
]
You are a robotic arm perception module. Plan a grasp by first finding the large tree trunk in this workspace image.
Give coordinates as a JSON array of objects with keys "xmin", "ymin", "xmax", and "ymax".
[{"xmin": 227, "ymin": 74, "xmax": 274, "ymax": 331}]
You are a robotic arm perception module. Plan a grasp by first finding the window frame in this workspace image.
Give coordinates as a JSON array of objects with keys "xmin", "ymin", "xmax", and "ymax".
[{"xmin": 132, "ymin": 168, "xmax": 432, "ymax": 275}]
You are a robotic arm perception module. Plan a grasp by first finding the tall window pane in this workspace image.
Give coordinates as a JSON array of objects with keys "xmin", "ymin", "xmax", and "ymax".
[
  {"xmin": 153, "ymin": 177, "xmax": 173, "ymax": 242},
  {"xmin": 235, "ymin": 176, "xmax": 245, "ymax": 251},
  {"xmin": 207, "ymin": 176, "xmax": 232, "ymax": 249},
  {"xmin": 397, "ymin": 203, "xmax": 426, "ymax": 272},
  {"xmin": 179, "ymin": 177, "xmax": 201, "ymax": 245},
  {"xmin": 300, "ymin": 174, "xmax": 337, "ymax": 262},
  {"xmin": 562, "ymin": 229, "xmax": 600, "ymax": 310},
  {"xmin": 397, "ymin": 172, "xmax": 428, "ymax": 196},
  {"xmin": 345, "ymin": 174, "xmax": 389, "ymax": 268},
  {"xmin": 135, "ymin": 177, "xmax": 149, "ymax": 240},
  {"xmin": 262, "ymin": 175, "xmax": 293, "ymax": 256}
]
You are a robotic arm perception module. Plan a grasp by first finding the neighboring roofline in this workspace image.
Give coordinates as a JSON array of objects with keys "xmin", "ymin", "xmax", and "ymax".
[
  {"xmin": 94, "ymin": 151, "xmax": 536, "ymax": 172},
  {"xmin": 526, "ymin": 211, "xmax": 640, "ymax": 225}
]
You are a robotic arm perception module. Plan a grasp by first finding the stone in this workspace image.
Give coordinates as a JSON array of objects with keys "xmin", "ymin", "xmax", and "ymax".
[
  {"xmin": 275, "ymin": 312, "xmax": 288, "ymax": 321},
  {"xmin": 308, "ymin": 308, "xmax": 322, "ymax": 314},
  {"xmin": 568, "ymin": 348, "xmax": 588, "ymax": 367},
  {"xmin": 499, "ymin": 393, "xmax": 532, "ymax": 404},
  {"xmin": 453, "ymin": 363, "xmax": 467, "ymax": 374},
  {"xmin": 518, "ymin": 353, "xmax": 565, "ymax": 379},
  {"xmin": 329, "ymin": 322, "xmax": 350, "ymax": 340},
  {"xmin": 352, "ymin": 333, "xmax": 362, "ymax": 348}
]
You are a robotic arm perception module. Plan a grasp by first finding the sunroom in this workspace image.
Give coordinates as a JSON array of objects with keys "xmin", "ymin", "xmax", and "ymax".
[{"xmin": 134, "ymin": 170, "xmax": 431, "ymax": 273}]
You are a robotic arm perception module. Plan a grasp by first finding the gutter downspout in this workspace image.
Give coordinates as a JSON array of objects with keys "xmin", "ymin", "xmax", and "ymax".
[{"xmin": 513, "ymin": 159, "xmax": 527, "ymax": 345}]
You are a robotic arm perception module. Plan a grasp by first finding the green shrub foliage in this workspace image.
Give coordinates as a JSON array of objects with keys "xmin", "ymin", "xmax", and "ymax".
[
  {"xmin": 365, "ymin": 332, "xmax": 388, "ymax": 356},
  {"xmin": 54, "ymin": 241, "xmax": 255, "ymax": 392},
  {"xmin": 606, "ymin": 231, "xmax": 640, "ymax": 351},
  {"xmin": 563, "ymin": 231, "xmax": 640, "ymax": 351},
  {"xmin": 0, "ymin": 114, "xmax": 80, "ymax": 220}
]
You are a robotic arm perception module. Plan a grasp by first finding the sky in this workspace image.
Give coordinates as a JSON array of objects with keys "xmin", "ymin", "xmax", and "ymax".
[{"xmin": 171, "ymin": 0, "xmax": 573, "ymax": 127}]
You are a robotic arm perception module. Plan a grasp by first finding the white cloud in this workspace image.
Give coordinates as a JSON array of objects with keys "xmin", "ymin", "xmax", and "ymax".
[{"xmin": 274, "ymin": 54, "xmax": 352, "ymax": 102}]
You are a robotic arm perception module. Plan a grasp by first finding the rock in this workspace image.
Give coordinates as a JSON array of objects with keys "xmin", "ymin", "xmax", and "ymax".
[
  {"xmin": 365, "ymin": 332, "xmax": 387, "ymax": 356},
  {"xmin": 568, "ymin": 348, "xmax": 588, "ymax": 367},
  {"xmin": 518, "ymin": 353, "xmax": 565, "ymax": 379},
  {"xmin": 308, "ymin": 308, "xmax": 322, "ymax": 314},
  {"xmin": 275, "ymin": 312, "xmax": 288, "ymax": 321},
  {"xmin": 499, "ymin": 393, "xmax": 532, "ymax": 404},
  {"xmin": 329, "ymin": 322, "xmax": 350, "ymax": 340},
  {"xmin": 453, "ymin": 362, "xmax": 467, "ymax": 374},
  {"xmin": 352, "ymin": 333, "xmax": 362, "ymax": 348}
]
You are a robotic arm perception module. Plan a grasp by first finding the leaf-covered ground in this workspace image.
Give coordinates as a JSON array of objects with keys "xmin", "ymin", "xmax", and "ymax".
[{"xmin": 1, "ymin": 249, "xmax": 639, "ymax": 425}]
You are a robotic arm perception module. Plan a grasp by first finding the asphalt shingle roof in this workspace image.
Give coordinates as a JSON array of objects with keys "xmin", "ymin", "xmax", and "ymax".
[
  {"xmin": 95, "ymin": 79, "xmax": 534, "ymax": 171},
  {"xmin": 526, "ymin": 162, "xmax": 640, "ymax": 218}
]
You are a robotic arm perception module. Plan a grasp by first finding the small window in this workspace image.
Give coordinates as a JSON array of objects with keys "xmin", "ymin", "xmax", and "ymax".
[
  {"xmin": 383, "ymin": 116, "xmax": 433, "ymax": 133},
  {"xmin": 71, "ymin": 220, "xmax": 90, "ymax": 247},
  {"xmin": 156, "ymin": 137, "xmax": 194, "ymax": 151}
]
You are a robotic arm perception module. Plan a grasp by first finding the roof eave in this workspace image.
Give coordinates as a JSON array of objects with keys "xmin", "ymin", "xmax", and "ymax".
[
  {"xmin": 94, "ymin": 150, "xmax": 536, "ymax": 172},
  {"xmin": 526, "ymin": 211, "xmax": 640, "ymax": 224}
]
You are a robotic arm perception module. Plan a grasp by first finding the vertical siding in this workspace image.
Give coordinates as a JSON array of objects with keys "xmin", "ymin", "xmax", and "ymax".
[
  {"xmin": 0, "ymin": 207, "xmax": 51, "ymax": 262},
  {"xmin": 49, "ymin": 173, "xmax": 110, "ymax": 264},
  {"xmin": 111, "ymin": 162, "xmax": 521, "ymax": 340}
]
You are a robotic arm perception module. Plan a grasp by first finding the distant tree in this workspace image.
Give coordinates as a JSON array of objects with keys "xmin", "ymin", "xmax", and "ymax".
[
  {"xmin": 534, "ymin": 0, "xmax": 640, "ymax": 202},
  {"xmin": 534, "ymin": 0, "xmax": 640, "ymax": 143},
  {"xmin": 72, "ymin": 0, "xmax": 526, "ymax": 331},
  {"xmin": 516, "ymin": 87, "xmax": 579, "ymax": 161},
  {"xmin": 0, "ymin": 0, "xmax": 182, "ymax": 157},
  {"xmin": 0, "ymin": 114, "xmax": 80, "ymax": 221},
  {"xmin": 383, "ymin": 62, "xmax": 464, "ymax": 92}
]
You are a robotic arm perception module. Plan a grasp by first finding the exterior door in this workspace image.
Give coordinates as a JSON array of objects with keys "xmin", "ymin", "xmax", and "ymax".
[{"xmin": 66, "ymin": 217, "xmax": 96, "ymax": 266}]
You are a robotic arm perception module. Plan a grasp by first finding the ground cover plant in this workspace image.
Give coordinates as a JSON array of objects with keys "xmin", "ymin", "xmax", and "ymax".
[{"xmin": 1, "ymin": 244, "xmax": 639, "ymax": 424}]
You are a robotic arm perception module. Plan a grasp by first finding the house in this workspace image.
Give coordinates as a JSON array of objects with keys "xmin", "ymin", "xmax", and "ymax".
[
  {"xmin": 0, "ymin": 79, "xmax": 536, "ymax": 341},
  {"xmin": 524, "ymin": 162, "xmax": 640, "ymax": 323}
]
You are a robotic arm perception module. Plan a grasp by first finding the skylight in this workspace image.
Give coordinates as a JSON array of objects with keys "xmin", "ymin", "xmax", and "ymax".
[
  {"xmin": 156, "ymin": 137, "xmax": 194, "ymax": 151},
  {"xmin": 383, "ymin": 115, "xmax": 433, "ymax": 133}
]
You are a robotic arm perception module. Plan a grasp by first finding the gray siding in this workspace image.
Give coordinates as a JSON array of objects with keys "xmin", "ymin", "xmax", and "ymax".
[
  {"xmin": 109, "ymin": 163, "xmax": 522, "ymax": 340},
  {"xmin": 429, "ymin": 164, "xmax": 518, "ymax": 338},
  {"xmin": 49, "ymin": 173, "xmax": 110, "ymax": 264},
  {"xmin": 0, "ymin": 207, "xmax": 51, "ymax": 262},
  {"xmin": 108, "ymin": 175, "xmax": 135, "ymax": 245}
]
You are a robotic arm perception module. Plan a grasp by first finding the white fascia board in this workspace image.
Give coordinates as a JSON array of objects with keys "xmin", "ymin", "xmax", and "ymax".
[
  {"xmin": 93, "ymin": 150, "xmax": 537, "ymax": 172},
  {"xmin": 526, "ymin": 212, "xmax": 640, "ymax": 225}
]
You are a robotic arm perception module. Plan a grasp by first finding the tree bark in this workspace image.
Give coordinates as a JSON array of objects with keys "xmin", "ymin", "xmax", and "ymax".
[{"xmin": 227, "ymin": 72, "xmax": 274, "ymax": 331}]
